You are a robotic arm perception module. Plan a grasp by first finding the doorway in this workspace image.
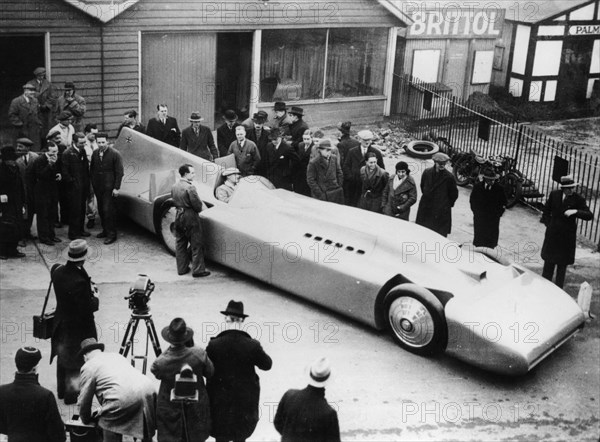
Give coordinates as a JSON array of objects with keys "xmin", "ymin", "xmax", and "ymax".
[
  {"xmin": 215, "ymin": 33, "xmax": 253, "ymax": 128},
  {"xmin": 0, "ymin": 35, "xmax": 45, "ymax": 144},
  {"xmin": 557, "ymin": 38, "xmax": 593, "ymax": 105}
]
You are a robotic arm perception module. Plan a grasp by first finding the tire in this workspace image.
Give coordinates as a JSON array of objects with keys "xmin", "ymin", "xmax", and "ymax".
[
  {"xmin": 403, "ymin": 140, "xmax": 440, "ymax": 159},
  {"xmin": 504, "ymin": 173, "xmax": 522, "ymax": 208},
  {"xmin": 158, "ymin": 202, "xmax": 177, "ymax": 256},
  {"xmin": 384, "ymin": 285, "xmax": 447, "ymax": 356},
  {"xmin": 452, "ymin": 160, "xmax": 472, "ymax": 187}
]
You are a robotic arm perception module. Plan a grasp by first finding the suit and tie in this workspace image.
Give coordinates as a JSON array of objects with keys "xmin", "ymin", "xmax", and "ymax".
[
  {"xmin": 180, "ymin": 125, "xmax": 218, "ymax": 161},
  {"xmin": 146, "ymin": 116, "xmax": 181, "ymax": 147}
]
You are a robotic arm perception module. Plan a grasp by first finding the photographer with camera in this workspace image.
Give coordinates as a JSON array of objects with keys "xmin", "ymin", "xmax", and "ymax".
[
  {"xmin": 151, "ymin": 317, "xmax": 214, "ymax": 442},
  {"xmin": 50, "ymin": 239, "xmax": 99, "ymax": 405}
]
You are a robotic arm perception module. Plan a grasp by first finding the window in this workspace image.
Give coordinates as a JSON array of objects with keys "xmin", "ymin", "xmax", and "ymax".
[
  {"xmin": 411, "ymin": 49, "xmax": 440, "ymax": 83},
  {"xmin": 260, "ymin": 28, "xmax": 388, "ymax": 102}
]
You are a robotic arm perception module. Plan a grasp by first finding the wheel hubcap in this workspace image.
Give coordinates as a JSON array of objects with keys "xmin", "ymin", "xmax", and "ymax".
[
  {"xmin": 160, "ymin": 207, "xmax": 177, "ymax": 254},
  {"xmin": 388, "ymin": 297, "xmax": 435, "ymax": 347}
]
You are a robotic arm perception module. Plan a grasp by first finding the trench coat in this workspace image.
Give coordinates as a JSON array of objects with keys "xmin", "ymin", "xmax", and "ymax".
[
  {"xmin": 306, "ymin": 155, "xmax": 344, "ymax": 204},
  {"xmin": 469, "ymin": 181, "xmax": 507, "ymax": 248},
  {"xmin": 151, "ymin": 345, "xmax": 214, "ymax": 442},
  {"xmin": 206, "ymin": 329, "xmax": 272, "ymax": 441},
  {"xmin": 8, "ymin": 95, "xmax": 41, "ymax": 151},
  {"xmin": 416, "ymin": 166, "xmax": 458, "ymax": 237},
  {"xmin": 358, "ymin": 165, "xmax": 389, "ymax": 213},
  {"xmin": 540, "ymin": 189, "xmax": 592, "ymax": 265},
  {"xmin": 78, "ymin": 352, "xmax": 156, "ymax": 439},
  {"xmin": 382, "ymin": 175, "xmax": 418, "ymax": 221}
]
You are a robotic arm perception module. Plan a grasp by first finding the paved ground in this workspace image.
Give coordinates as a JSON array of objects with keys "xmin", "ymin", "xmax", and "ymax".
[{"xmin": 1, "ymin": 150, "xmax": 599, "ymax": 441}]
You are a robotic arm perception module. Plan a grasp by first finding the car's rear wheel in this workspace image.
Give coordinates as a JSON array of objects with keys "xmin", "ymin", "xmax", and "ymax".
[
  {"xmin": 159, "ymin": 203, "xmax": 177, "ymax": 256},
  {"xmin": 385, "ymin": 288, "xmax": 447, "ymax": 356}
]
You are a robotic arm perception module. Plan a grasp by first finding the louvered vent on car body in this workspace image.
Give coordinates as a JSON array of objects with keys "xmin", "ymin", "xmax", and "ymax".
[{"xmin": 303, "ymin": 233, "xmax": 365, "ymax": 255}]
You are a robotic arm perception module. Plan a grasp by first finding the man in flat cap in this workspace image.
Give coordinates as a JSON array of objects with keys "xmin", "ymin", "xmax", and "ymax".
[
  {"xmin": 416, "ymin": 152, "xmax": 459, "ymax": 237},
  {"xmin": 216, "ymin": 109, "xmax": 240, "ymax": 157},
  {"xmin": 216, "ymin": 167, "xmax": 241, "ymax": 203},
  {"xmin": 27, "ymin": 67, "xmax": 57, "ymax": 147},
  {"xmin": 343, "ymin": 129, "xmax": 384, "ymax": 206},
  {"xmin": 180, "ymin": 112, "xmax": 218, "ymax": 161},
  {"xmin": 55, "ymin": 81, "xmax": 86, "ymax": 132},
  {"xmin": 0, "ymin": 347, "xmax": 66, "ymax": 442},
  {"xmin": 8, "ymin": 83, "xmax": 42, "ymax": 151},
  {"xmin": 207, "ymin": 301, "xmax": 272, "ymax": 442}
]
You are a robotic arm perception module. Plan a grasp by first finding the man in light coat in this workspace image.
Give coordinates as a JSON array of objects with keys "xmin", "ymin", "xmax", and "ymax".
[
  {"xmin": 228, "ymin": 125, "xmax": 260, "ymax": 176},
  {"xmin": 78, "ymin": 338, "xmax": 156, "ymax": 442},
  {"xmin": 306, "ymin": 139, "xmax": 344, "ymax": 204}
]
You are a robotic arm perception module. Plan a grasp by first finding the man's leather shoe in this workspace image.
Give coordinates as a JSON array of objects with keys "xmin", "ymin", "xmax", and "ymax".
[
  {"xmin": 81, "ymin": 231, "xmax": 91, "ymax": 237},
  {"xmin": 86, "ymin": 219, "xmax": 95, "ymax": 229},
  {"xmin": 104, "ymin": 237, "xmax": 117, "ymax": 245},
  {"xmin": 193, "ymin": 271, "xmax": 211, "ymax": 278},
  {"xmin": 96, "ymin": 231, "xmax": 107, "ymax": 238},
  {"xmin": 52, "ymin": 237, "xmax": 62, "ymax": 243},
  {"xmin": 178, "ymin": 268, "xmax": 191, "ymax": 276}
]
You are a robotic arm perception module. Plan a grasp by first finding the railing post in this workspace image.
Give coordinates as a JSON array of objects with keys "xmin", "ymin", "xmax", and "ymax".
[
  {"xmin": 514, "ymin": 124, "xmax": 524, "ymax": 165},
  {"xmin": 448, "ymin": 96, "xmax": 455, "ymax": 146}
]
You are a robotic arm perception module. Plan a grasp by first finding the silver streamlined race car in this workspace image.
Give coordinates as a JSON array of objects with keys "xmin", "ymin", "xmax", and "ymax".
[{"xmin": 115, "ymin": 128, "xmax": 586, "ymax": 375}]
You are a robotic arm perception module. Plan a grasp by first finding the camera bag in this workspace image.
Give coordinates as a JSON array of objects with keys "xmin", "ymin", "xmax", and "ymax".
[{"xmin": 33, "ymin": 277, "xmax": 55, "ymax": 340}]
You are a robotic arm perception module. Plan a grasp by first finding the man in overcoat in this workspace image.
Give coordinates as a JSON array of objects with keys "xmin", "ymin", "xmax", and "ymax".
[
  {"xmin": 381, "ymin": 161, "xmax": 418, "ymax": 221},
  {"xmin": 265, "ymin": 128, "xmax": 299, "ymax": 191},
  {"xmin": 51, "ymin": 239, "xmax": 98, "ymax": 404},
  {"xmin": 0, "ymin": 347, "xmax": 66, "ymax": 442},
  {"xmin": 540, "ymin": 175, "xmax": 592, "ymax": 288},
  {"xmin": 146, "ymin": 104, "xmax": 181, "ymax": 147},
  {"xmin": 245, "ymin": 111, "xmax": 271, "ymax": 177},
  {"xmin": 306, "ymin": 140, "xmax": 344, "ymax": 204},
  {"xmin": 343, "ymin": 130, "xmax": 384, "ymax": 206},
  {"xmin": 78, "ymin": 338, "xmax": 156, "ymax": 441},
  {"xmin": 27, "ymin": 67, "xmax": 57, "ymax": 148},
  {"xmin": 268, "ymin": 101, "xmax": 293, "ymax": 135},
  {"xmin": 336, "ymin": 121, "xmax": 360, "ymax": 166},
  {"xmin": 90, "ymin": 133, "xmax": 124, "ymax": 245},
  {"xmin": 15, "ymin": 138, "xmax": 39, "ymax": 242},
  {"xmin": 274, "ymin": 357, "xmax": 340, "ymax": 442},
  {"xmin": 180, "ymin": 112, "xmax": 218, "ymax": 161},
  {"xmin": 8, "ymin": 83, "xmax": 42, "ymax": 151},
  {"xmin": 469, "ymin": 169, "xmax": 507, "ymax": 248},
  {"xmin": 228, "ymin": 126, "xmax": 261, "ymax": 177},
  {"xmin": 416, "ymin": 153, "xmax": 458, "ymax": 237},
  {"xmin": 151, "ymin": 317, "xmax": 214, "ymax": 442},
  {"xmin": 117, "ymin": 110, "xmax": 145, "ymax": 137},
  {"xmin": 216, "ymin": 110, "xmax": 240, "ymax": 157},
  {"xmin": 207, "ymin": 301, "xmax": 273, "ymax": 442},
  {"xmin": 287, "ymin": 106, "xmax": 309, "ymax": 150},
  {"xmin": 171, "ymin": 164, "xmax": 210, "ymax": 277},
  {"xmin": 358, "ymin": 152, "xmax": 389, "ymax": 213},
  {"xmin": 31, "ymin": 143, "xmax": 62, "ymax": 245},
  {"xmin": 0, "ymin": 146, "xmax": 26, "ymax": 258},
  {"xmin": 292, "ymin": 129, "xmax": 314, "ymax": 196},
  {"xmin": 62, "ymin": 133, "xmax": 91, "ymax": 240}
]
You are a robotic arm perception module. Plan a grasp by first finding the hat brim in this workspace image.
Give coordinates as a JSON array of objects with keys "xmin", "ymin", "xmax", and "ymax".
[
  {"xmin": 161, "ymin": 326, "xmax": 194, "ymax": 345},
  {"xmin": 189, "ymin": 118, "xmax": 204, "ymax": 122},
  {"xmin": 306, "ymin": 367, "xmax": 331, "ymax": 387},
  {"xmin": 78, "ymin": 342, "xmax": 104, "ymax": 359},
  {"xmin": 560, "ymin": 182, "xmax": 579, "ymax": 188},
  {"xmin": 220, "ymin": 310, "xmax": 248, "ymax": 318},
  {"xmin": 68, "ymin": 250, "xmax": 88, "ymax": 262}
]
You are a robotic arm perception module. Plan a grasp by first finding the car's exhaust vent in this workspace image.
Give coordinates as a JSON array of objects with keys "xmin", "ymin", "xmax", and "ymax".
[{"xmin": 304, "ymin": 233, "xmax": 365, "ymax": 255}]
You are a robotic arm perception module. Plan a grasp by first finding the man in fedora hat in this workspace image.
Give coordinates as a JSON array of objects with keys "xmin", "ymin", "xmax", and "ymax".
[
  {"xmin": 265, "ymin": 127, "xmax": 299, "ymax": 191},
  {"xmin": 274, "ymin": 357, "xmax": 340, "ymax": 441},
  {"xmin": 469, "ymin": 168, "xmax": 507, "ymax": 248},
  {"xmin": 146, "ymin": 104, "xmax": 181, "ymax": 147},
  {"xmin": 78, "ymin": 338, "xmax": 156, "ymax": 441},
  {"xmin": 228, "ymin": 126, "xmax": 261, "ymax": 177},
  {"xmin": 207, "ymin": 301, "xmax": 272, "ymax": 442},
  {"xmin": 336, "ymin": 121, "xmax": 359, "ymax": 166},
  {"xmin": 151, "ymin": 317, "xmax": 214, "ymax": 442},
  {"xmin": 244, "ymin": 110, "xmax": 271, "ymax": 176},
  {"xmin": 216, "ymin": 167, "xmax": 241, "ymax": 203},
  {"xmin": 55, "ymin": 81, "xmax": 86, "ymax": 132},
  {"xmin": 51, "ymin": 239, "xmax": 98, "ymax": 404},
  {"xmin": 0, "ymin": 347, "xmax": 66, "ymax": 442},
  {"xmin": 343, "ymin": 129, "xmax": 384, "ymax": 207},
  {"xmin": 217, "ymin": 109, "xmax": 240, "ymax": 157},
  {"xmin": 287, "ymin": 106, "xmax": 309, "ymax": 150},
  {"xmin": 540, "ymin": 175, "xmax": 592, "ymax": 288},
  {"xmin": 8, "ymin": 83, "xmax": 42, "ymax": 151},
  {"xmin": 0, "ymin": 145, "xmax": 26, "ymax": 259},
  {"xmin": 180, "ymin": 112, "xmax": 218, "ymax": 161},
  {"xmin": 416, "ymin": 152, "xmax": 459, "ymax": 237},
  {"xmin": 26, "ymin": 67, "xmax": 57, "ymax": 147},
  {"xmin": 171, "ymin": 164, "xmax": 210, "ymax": 277},
  {"xmin": 306, "ymin": 139, "xmax": 344, "ymax": 204},
  {"xmin": 269, "ymin": 101, "xmax": 292, "ymax": 134}
]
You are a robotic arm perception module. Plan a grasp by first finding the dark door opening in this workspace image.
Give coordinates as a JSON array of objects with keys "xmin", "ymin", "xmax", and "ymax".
[
  {"xmin": 215, "ymin": 33, "xmax": 253, "ymax": 128},
  {"xmin": 0, "ymin": 35, "xmax": 45, "ymax": 144},
  {"xmin": 557, "ymin": 38, "xmax": 593, "ymax": 106}
]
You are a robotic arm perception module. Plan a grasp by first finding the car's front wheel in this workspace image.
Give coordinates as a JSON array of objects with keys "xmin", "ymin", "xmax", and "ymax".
[
  {"xmin": 159, "ymin": 203, "xmax": 177, "ymax": 256},
  {"xmin": 385, "ymin": 287, "xmax": 447, "ymax": 356}
]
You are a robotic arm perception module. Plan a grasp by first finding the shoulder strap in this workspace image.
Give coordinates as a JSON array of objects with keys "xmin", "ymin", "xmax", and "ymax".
[{"xmin": 40, "ymin": 269, "xmax": 57, "ymax": 316}]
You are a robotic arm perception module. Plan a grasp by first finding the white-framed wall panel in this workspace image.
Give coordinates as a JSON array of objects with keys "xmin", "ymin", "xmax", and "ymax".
[{"xmin": 532, "ymin": 40, "xmax": 563, "ymax": 76}]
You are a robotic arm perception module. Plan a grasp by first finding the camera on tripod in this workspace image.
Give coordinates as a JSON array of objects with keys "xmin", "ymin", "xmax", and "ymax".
[{"xmin": 125, "ymin": 274, "xmax": 155, "ymax": 314}]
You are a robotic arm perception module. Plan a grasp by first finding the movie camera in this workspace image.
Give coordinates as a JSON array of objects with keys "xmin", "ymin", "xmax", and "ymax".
[{"xmin": 124, "ymin": 274, "xmax": 155, "ymax": 314}]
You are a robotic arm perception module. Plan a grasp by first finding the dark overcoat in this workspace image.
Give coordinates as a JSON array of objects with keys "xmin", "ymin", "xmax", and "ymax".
[
  {"xmin": 306, "ymin": 155, "xmax": 344, "ymax": 204},
  {"xmin": 8, "ymin": 95, "xmax": 41, "ymax": 151},
  {"xmin": 180, "ymin": 125, "xmax": 219, "ymax": 161},
  {"xmin": 27, "ymin": 78, "xmax": 57, "ymax": 143},
  {"xmin": 62, "ymin": 146, "xmax": 90, "ymax": 235},
  {"xmin": 151, "ymin": 345, "xmax": 214, "ymax": 442},
  {"xmin": 292, "ymin": 141, "xmax": 313, "ymax": 196},
  {"xmin": 16, "ymin": 152, "xmax": 39, "ymax": 221},
  {"xmin": 0, "ymin": 162, "xmax": 26, "ymax": 243},
  {"xmin": 0, "ymin": 373, "xmax": 66, "ymax": 442},
  {"xmin": 541, "ymin": 189, "xmax": 592, "ymax": 265},
  {"xmin": 51, "ymin": 262, "xmax": 97, "ymax": 367},
  {"xmin": 469, "ymin": 181, "xmax": 507, "ymax": 248},
  {"xmin": 146, "ymin": 116, "xmax": 181, "ymax": 147},
  {"xmin": 246, "ymin": 127, "xmax": 271, "ymax": 177},
  {"xmin": 336, "ymin": 134, "xmax": 360, "ymax": 166},
  {"xmin": 342, "ymin": 146, "xmax": 384, "ymax": 206},
  {"xmin": 117, "ymin": 122, "xmax": 145, "ymax": 137},
  {"xmin": 274, "ymin": 385, "xmax": 340, "ymax": 442},
  {"xmin": 56, "ymin": 94, "xmax": 86, "ymax": 131},
  {"xmin": 31, "ymin": 154, "xmax": 59, "ymax": 241},
  {"xmin": 216, "ymin": 122, "xmax": 240, "ymax": 157},
  {"xmin": 416, "ymin": 166, "xmax": 458, "ymax": 237},
  {"xmin": 382, "ymin": 175, "xmax": 418, "ymax": 221},
  {"xmin": 206, "ymin": 329, "xmax": 272, "ymax": 441},
  {"xmin": 266, "ymin": 140, "xmax": 300, "ymax": 190},
  {"xmin": 358, "ymin": 165, "xmax": 389, "ymax": 213},
  {"xmin": 288, "ymin": 119, "xmax": 309, "ymax": 149}
]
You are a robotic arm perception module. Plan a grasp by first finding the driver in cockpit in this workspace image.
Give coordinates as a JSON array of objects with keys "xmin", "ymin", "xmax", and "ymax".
[{"xmin": 215, "ymin": 167, "xmax": 241, "ymax": 203}]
